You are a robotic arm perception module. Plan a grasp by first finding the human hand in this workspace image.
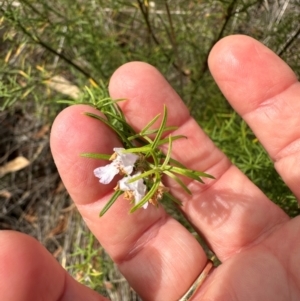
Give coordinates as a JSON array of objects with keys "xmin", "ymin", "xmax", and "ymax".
[{"xmin": 1, "ymin": 35, "xmax": 300, "ymax": 301}]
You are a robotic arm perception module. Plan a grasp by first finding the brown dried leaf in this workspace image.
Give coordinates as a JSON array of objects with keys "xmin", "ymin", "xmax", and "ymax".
[
  {"xmin": 60, "ymin": 203, "xmax": 76, "ymax": 213},
  {"xmin": 55, "ymin": 181, "xmax": 65, "ymax": 194},
  {"xmin": 104, "ymin": 281, "xmax": 113, "ymax": 290},
  {"xmin": 47, "ymin": 215, "xmax": 68, "ymax": 238},
  {"xmin": 0, "ymin": 156, "xmax": 30, "ymax": 177},
  {"xmin": 0, "ymin": 189, "xmax": 12, "ymax": 199},
  {"xmin": 23, "ymin": 213, "xmax": 38, "ymax": 223},
  {"xmin": 33, "ymin": 124, "xmax": 50, "ymax": 139},
  {"xmin": 52, "ymin": 246, "xmax": 63, "ymax": 259},
  {"xmin": 46, "ymin": 75, "xmax": 80, "ymax": 99}
]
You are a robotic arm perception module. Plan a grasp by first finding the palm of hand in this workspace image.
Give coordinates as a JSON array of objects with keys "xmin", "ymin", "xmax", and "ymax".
[{"xmin": 209, "ymin": 217, "xmax": 300, "ymax": 300}]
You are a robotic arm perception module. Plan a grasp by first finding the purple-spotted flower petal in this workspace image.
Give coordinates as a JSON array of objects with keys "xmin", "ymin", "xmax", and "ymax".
[
  {"xmin": 94, "ymin": 148, "xmax": 139, "ymax": 184},
  {"xmin": 94, "ymin": 163, "xmax": 119, "ymax": 184},
  {"xmin": 119, "ymin": 172, "xmax": 148, "ymax": 209},
  {"xmin": 113, "ymin": 148, "xmax": 139, "ymax": 175}
]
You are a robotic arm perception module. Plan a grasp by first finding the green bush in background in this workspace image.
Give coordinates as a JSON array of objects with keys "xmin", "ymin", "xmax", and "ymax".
[{"xmin": 1, "ymin": 0, "xmax": 299, "ymax": 298}]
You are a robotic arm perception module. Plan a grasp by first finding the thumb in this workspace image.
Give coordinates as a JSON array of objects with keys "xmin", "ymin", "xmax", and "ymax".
[{"xmin": 0, "ymin": 231, "xmax": 108, "ymax": 301}]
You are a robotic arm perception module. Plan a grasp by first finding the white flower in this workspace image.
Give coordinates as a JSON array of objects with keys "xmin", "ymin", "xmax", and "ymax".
[
  {"xmin": 94, "ymin": 148, "xmax": 139, "ymax": 184},
  {"xmin": 119, "ymin": 172, "xmax": 148, "ymax": 209}
]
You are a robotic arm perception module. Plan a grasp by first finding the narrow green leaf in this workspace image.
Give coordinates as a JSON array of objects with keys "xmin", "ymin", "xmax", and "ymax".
[
  {"xmin": 180, "ymin": 168, "xmax": 215, "ymax": 179},
  {"xmin": 143, "ymin": 126, "xmax": 178, "ymax": 136},
  {"xmin": 140, "ymin": 113, "xmax": 161, "ymax": 134},
  {"xmin": 156, "ymin": 135, "xmax": 186, "ymax": 146},
  {"xmin": 128, "ymin": 126, "xmax": 178, "ymax": 141},
  {"xmin": 96, "ymin": 97, "xmax": 125, "ymax": 105},
  {"xmin": 80, "ymin": 153, "xmax": 111, "ymax": 160},
  {"xmin": 100, "ymin": 190, "xmax": 123, "ymax": 217},
  {"xmin": 152, "ymin": 105, "xmax": 168, "ymax": 151},
  {"xmin": 161, "ymin": 135, "xmax": 172, "ymax": 169},
  {"xmin": 84, "ymin": 112, "xmax": 132, "ymax": 147},
  {"xmin": 130, "ymin": 175, "xmax": 161, "ymax": 213},
  {"xmin": 122, "ymin": 145, "xmax": 153, "ymax": 153},
  {"xmin": 169, "ymin": 166, "xmax": 205, "ymax": 183},
  {"xmin": 169, "ymin": 166, "xmax": 214, "ymax": 181},
  {"xmin": 168, "ymin": 158, "xmax": 188, "ymax": 168},
  {"xmin": 192, "ymin": 171, "xmax": 215, "ymax": 179},
  {"xmin": 57, "ymin": 100, "xmax": 77, "ymax": 105},
  {"xmin": 164, "ymin": 192, "xmax": 183, "ymax": 206},
  {"xmin": 85, "ymin": 86, "xmax": 96, "ymax": 105},
  {"xmin": 103, "ymin": 111, "xmax": 136, "ymax": 134},
  {"xmin": 127, "ymin": 169, "xmax": 157, "ymax": 183},
  {"xmin": 163, "ymin": 170, "xmax": 192, "ymax": 195}
]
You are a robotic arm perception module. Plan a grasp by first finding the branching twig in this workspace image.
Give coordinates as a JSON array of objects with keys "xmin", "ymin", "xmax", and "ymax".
[
  {"xmin": 198, "ymin": 0, "xmax": 238, "ymax": 79},
  {"xmin": 164, "ymin": 0, "xmax": 184, "ymax": 91},
  {"xmin": 277, "ymin": 24, "xmax": 300, "ymax": 57},
  {"xmin": 136, "ymin": 0, "xmax": 189, "ymax": 77},
  {"xmin": 1, "ymin": 4, "xmax": 99, "ymax": 85},
  {"xmin": 187, "ymin": 0, "xmax": 238, "ymax": 111}
]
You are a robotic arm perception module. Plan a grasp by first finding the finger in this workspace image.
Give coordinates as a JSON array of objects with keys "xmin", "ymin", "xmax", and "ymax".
[
  {"xmin": 51, "ymin": 105, "xmax": 208, "ymax": 301},
  {"xmin": 0, "ymin": 231, "xmax": 107, "ymax": 301},
  {"xmin": 208, "ymin": 35, "xmax": 300, "ymax": 202},
  {"xmin": 108, "ymin": 61, "xmax": 288, "ymax": 260}
]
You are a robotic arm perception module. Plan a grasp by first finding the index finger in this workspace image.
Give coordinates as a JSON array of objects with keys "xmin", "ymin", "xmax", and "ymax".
[{"xmin": 50, "ymin": 104, "xmax": 208, "ymax": 301}]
